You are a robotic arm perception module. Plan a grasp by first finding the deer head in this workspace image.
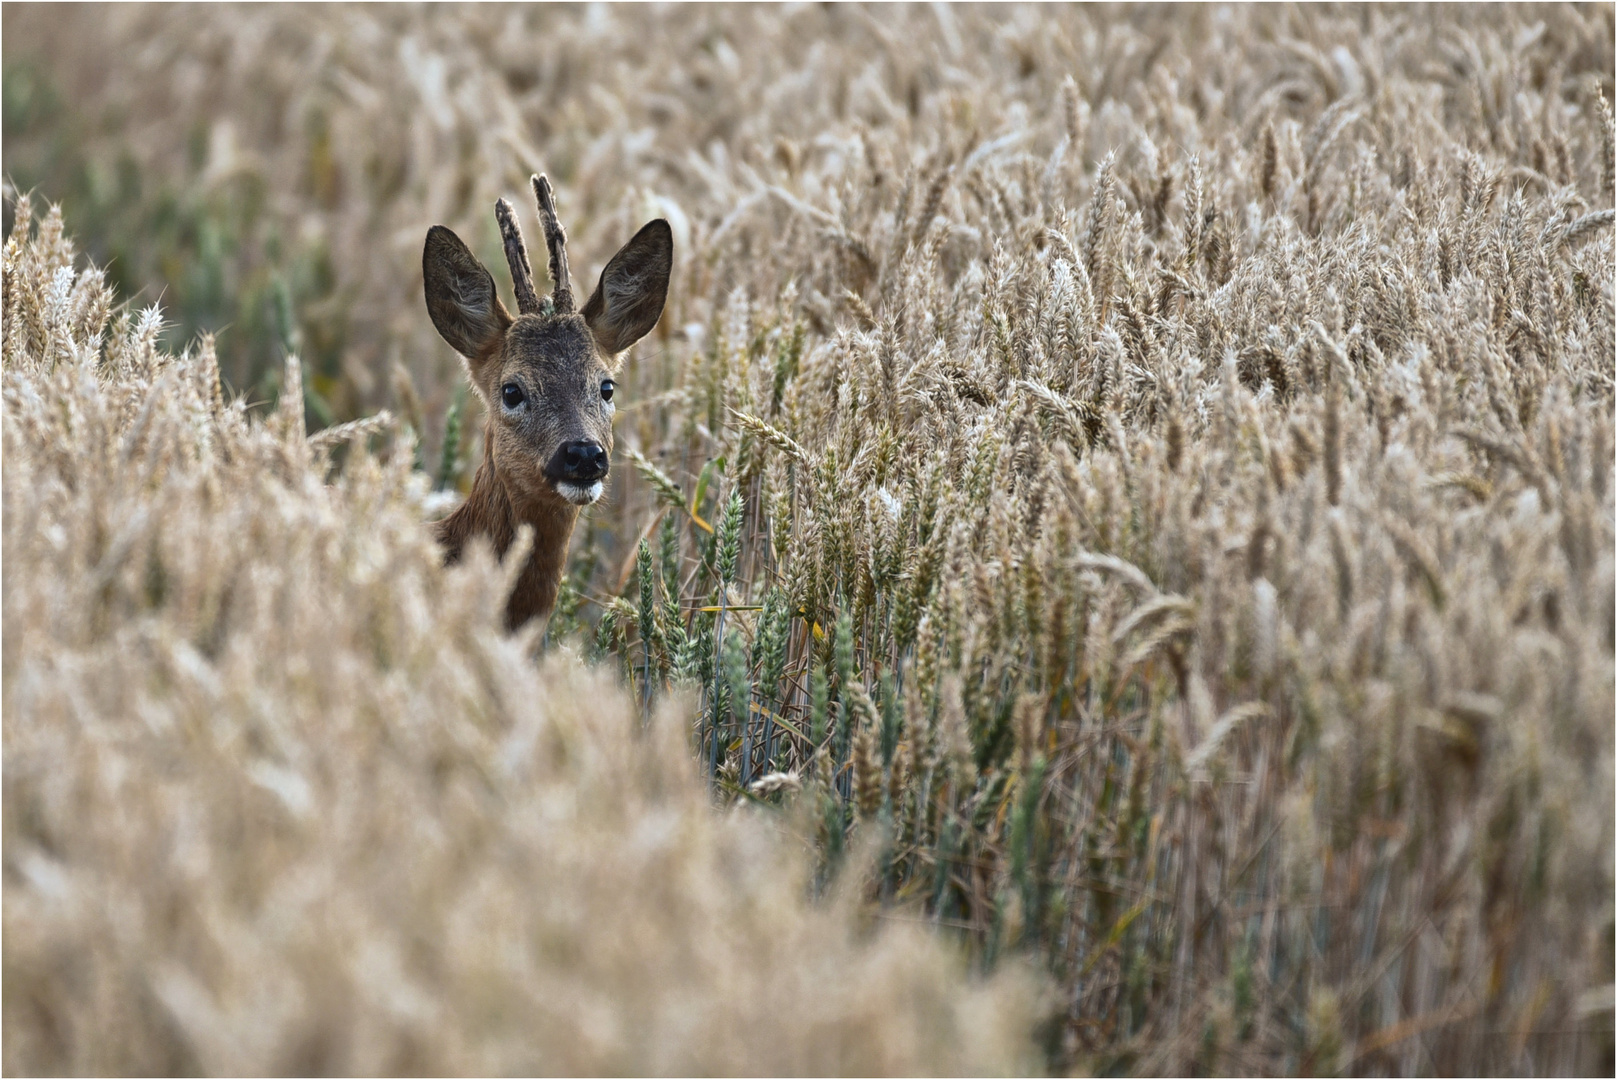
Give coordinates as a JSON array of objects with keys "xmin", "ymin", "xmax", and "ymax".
[
  {"xmin": 424, "ymin": 175, "xmax": 672, "ymax": 630},
  {"xmin": 424, "ymin": 175, "xmax": 672, "ymax": 509}
]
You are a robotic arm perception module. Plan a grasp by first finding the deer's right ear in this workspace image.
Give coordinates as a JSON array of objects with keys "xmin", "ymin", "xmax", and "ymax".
[
  {"xmin": 582, "ymin": 219, "xmax": 673, "ymax": 358},
  {"xmin": 423, "ymin": 225, "xmax": 511, "ymax": 361}
]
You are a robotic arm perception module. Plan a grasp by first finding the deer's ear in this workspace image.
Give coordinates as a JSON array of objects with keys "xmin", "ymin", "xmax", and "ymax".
[
  {"xmin": 582, "ymin": 219, "xmax": 672, "ymax": 358},
  {"xmin": 423, "ymin": 225, "xmax": 511, "ymax": 361}
]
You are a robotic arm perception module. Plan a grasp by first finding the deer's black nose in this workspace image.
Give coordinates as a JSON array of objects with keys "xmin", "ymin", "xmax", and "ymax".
[{"xmin": 558, "ymin": 440, "xmax": 608, "ymax": 482}]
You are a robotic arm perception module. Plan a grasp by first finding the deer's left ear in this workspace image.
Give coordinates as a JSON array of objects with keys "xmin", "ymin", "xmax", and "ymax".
[{"xmin": 582, "ymin": 219, "xmax": 672, "ymax": 359}]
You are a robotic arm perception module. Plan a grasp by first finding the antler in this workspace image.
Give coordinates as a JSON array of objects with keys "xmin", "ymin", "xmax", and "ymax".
[
  {"xmin": 491, "ymin": 174, "xmax": 573, "ymax": 317},
  {"xmin": 495, "ymin": 197, "xmax": 542, "ymax": 316},
  {"xmin": 531, "ymin": 174, "xmax": 574, "ymax": 314}
]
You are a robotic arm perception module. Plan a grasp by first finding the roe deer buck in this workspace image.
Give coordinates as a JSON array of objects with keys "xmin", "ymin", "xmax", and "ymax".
[{"xmin": 424, "ymin": 174, "xmax": 672, "ymax": 630}]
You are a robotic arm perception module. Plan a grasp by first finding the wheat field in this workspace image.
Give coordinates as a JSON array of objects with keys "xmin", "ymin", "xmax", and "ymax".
[{"xmin": 4, "ymin": 4, "xmax": 1615, "ymax": 1075}]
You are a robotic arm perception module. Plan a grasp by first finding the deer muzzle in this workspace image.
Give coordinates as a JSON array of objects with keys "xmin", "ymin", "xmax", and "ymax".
[{"xmin": 546, "ymin": 440, "xmax": 608, "ymax": 505}]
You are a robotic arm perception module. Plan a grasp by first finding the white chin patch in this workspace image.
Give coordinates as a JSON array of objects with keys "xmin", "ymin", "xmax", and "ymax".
[{"xmin": 556, "ymin": 480, "xmax": 604, "ymax": 506}]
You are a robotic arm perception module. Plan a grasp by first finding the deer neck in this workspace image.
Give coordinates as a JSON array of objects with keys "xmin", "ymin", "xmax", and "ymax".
[{"xmin": 434, "ymin": 427, "xmax": 581, "ymax": 631}]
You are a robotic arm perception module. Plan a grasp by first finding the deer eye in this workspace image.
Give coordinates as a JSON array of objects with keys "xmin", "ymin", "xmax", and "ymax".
[
  {"xmin": 501, "ymin": 382, "xmax": 525, "ymax": 409},
  {"xmin": 600, "ymin": 380, "xmax": 615, "ymax": 403}
]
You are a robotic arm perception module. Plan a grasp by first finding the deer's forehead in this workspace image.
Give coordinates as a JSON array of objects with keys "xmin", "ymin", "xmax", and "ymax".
[{"xmin": 503, "ymin": 316, "xmax": 600, "ymax": 377}]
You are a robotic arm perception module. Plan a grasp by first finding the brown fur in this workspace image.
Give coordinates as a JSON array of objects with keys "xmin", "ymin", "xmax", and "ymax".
[
  {"xmin": 434, "ymin": 428, "xmax": 580, "ymax": 629},
  {"xmin": 423, "ymin": 178, "xmax": 672, "ymax": 631}
]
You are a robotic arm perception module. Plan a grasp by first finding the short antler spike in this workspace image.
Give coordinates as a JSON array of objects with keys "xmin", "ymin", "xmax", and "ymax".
[
  {"xmin": 495, "ymin": 197, "xmax": 542, "ymax": 316},
  {"xmin": 532, "ymin": 174, "xmax": 574, "ymax": 314}
]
